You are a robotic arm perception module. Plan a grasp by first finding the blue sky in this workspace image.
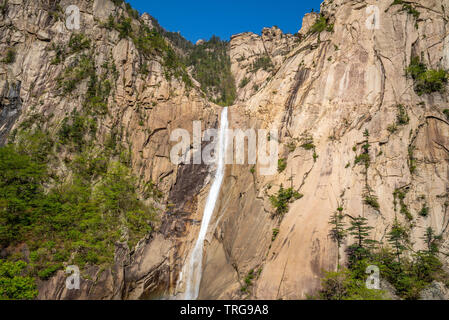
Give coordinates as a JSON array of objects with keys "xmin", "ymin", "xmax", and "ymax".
[{"xmin": 127, "ymin": 0, "xmax": 323, "ymax": 43}]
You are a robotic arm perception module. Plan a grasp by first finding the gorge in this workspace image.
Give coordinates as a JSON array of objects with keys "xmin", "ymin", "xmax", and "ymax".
[{"xmin": 1, "ymin": 0, "xmax": 449, "ymax": 301}]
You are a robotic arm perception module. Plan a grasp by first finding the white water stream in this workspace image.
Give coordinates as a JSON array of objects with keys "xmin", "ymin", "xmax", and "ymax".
[{"xmin": 182, "ymin": 107, "xmax": 229, "ymax": 300}]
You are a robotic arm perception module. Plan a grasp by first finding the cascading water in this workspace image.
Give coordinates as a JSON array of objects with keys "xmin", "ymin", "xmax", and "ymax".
[{"xmin": 182, "ymin": 107, "xmax": 229, "ymax": 300}]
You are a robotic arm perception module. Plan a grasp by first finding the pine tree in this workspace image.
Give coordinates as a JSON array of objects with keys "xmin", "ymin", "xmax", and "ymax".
[
  {"xmin": 329, "ymin": 207, "xmax": 346, "ymax": 268},
  {"xmin": 387, "ymin": 218, "xmax": 408, "ymax": 270},
  {"xmin": 422, "ymin": 227, "xmax": 442, "ymax": 254},
  {"xmin": 347, "ymin": 216, "xmax": 375, "ymax": 265}
]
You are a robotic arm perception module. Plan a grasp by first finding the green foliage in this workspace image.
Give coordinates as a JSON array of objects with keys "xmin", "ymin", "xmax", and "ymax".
[
  {"xmin": 393, "ymin": 188, "xmax": 413, "ymax": 221},
  {"xmin": 396, "ymin": 104, "xmax": 409, "ymax": 125},
  {"xmin": 407, "ymin": 144, "xmax": 417, "ymax": 174},
  {"xmin": 186, "ymin": 36, "xmax": 236, "ymax": 105},
  {"xmin": 116, "ymin": 16, "xmax": 133, "ymax": 39},
  {"xmin": 354, "ymin": 131, "xmax": 371, "ymax": 168},
  {"xmin": 354, "ymin": 153, "xmax": 370, "ymax": 168},
  {"xmin": 364, "ymin": 195, "xmax": 380, "ymax": 211},
  {"xmin": 269, "ymin": 184, "xmax": 303, "ymax": 216},
  {"xmin": 239, "ymin": 77, "xmax": 250, "ymax": 88},
  {"xmin": 387, "ymin": 123, "xmax": 397, "ymax": 133},
  {"xmin": 346, "ymin": 217, "xmax": 376, "ymax": 266},
  {"xmin": 371, "ymin": 245, "xmax": 447, "ymax": 300},
  {"xmin": 391, "ymin": 0, "xmax": 420, "ymax": 20},
  {"xmin": 406, "ymin": 57, "xmax": 448, "ymax": 95},
  {"xmin": 329, "ymin": 208, "xmax": 346, "ymax": 266},
  {"xmin": 277, "ymin": 158, "xmax": 287, "ymax": 173},
  {"xmin": 300, "ymin": 141, "xmax": 315, "ymax": 150},
  {"xmin": 317, "ymin": 268, "xmax": 388, "ymax": 300},
  {"xmin": 272, "ymin": 228, "xmax": 279, "ymax": 241},
  {"xmin": 0, "ymin": 133, "xmax": 157, "ymax": 281},
  {"xmin": 57, "ymin": 54, "xmax": 95, "ymax": 95},
  {"xmin": 50, "ymin": 43, "xmax": 64, "ymax": 65},
  {"xmin": 387, "ymin": 219, "xmax": 409, "ymax": 267},
  {"xmin": 0, "ymin": 145, "xmax": 47, "ymax": 245},
  {"xmin": 2, "ymin": 47, "xmax": 16, "ymax": 64},
  {"xmin": 285, "ymin": 141, "xmax": 297, "ymax": 153},
  {"xmin": 241, "ymin": 269, "xmax": 255, "ymax": 293},
  {"xmin": 68, "ymin": 33, "xmax": 91, "ymax": 53},
  {"xmin": 0, "ymin": 260, "xmax": 38, "ymax": 300},
  {"xmin": 423, "ymin": 227, "xmax": 441, "ymax": 254},
  {"xmin": 251, "ymin": 55, "xmax": 274, "ymax": 73},
  {"xmin": 58, "ymin": 111, "xmax": 95, "ymax": 152},
  {"xmin": 418, "ymin": 204, "xmax": 429, "ymax": 217},
  {"xmin": 310, "ymin": 15, "xmax": 334, "ymax": 34},
  {"xmin": 320, "ymin": 206, "xmax": 449, "ymax": 300},
  {"xmin": 95, "ymin": 162, "xmax": 155, "ymax": 247},
  {"xmin": 84, "ymin": 71, "xmax": 111, "ymax": 115}
]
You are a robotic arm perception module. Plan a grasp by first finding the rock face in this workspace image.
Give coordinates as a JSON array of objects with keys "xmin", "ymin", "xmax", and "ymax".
[
  {"xmin": 230, "ymin": 26, "xmax": 297, "ymax": 103},
  {"xmin": 298, "ymin": 12, "xmax": 320, "ymax": 35},
  {"xmin": 0, "ymin": 80, "xmax": 22, "ymax": 145},
  {"xmin": 2, "ymin": 0, "xmax": 449, "ymax": 300},
  {"xmin": 420, "ymin": 281, "xmax": 449, "ymax": 300},
  {"xmin": 199, "ymin": 0, "xmax": 449, "ymax": 299},
  {"xmin": 0, "ymin": 0, "xmax": 219, "ymax": 299}
]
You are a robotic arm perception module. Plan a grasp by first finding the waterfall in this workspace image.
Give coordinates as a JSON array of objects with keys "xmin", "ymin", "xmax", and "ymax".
[{"xmin": 182, "ymin": 107, "xmax": 229, "ymax": 300}]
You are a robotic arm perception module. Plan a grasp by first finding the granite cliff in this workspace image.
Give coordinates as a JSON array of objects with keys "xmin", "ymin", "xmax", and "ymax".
[{"xmin": 1, "ymin": 0, "xmax": 449, "ymax": 300}]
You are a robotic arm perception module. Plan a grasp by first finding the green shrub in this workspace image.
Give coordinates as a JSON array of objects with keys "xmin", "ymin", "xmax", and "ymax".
[
  {"xmin": 285, "ymin": 141, "xmax": 296, "ymax": 153},
  {"xmin": 387, "ymin": 124, "xmax": 397, "ymax": 133},
  {"xmin": 310, "ymin": 15, "xmax": 334, "ymax": 34},
  {"xmin": 277, "ymin": 158, "xmax": 287, "ymax": 172},
  {"xmin": 269, "ymin": 185, "xmax": 303, "ymax": 216},
  {"xmin": 408, "ymin": 145, "xmax": 416, "ymax": 174},
  {"xmin": 68, "ymin": 33, "xmax": 91, "ymax": 53},
  {"xmin": 251, "ymin": 55, "xmax": 274, "ymax": 73},
  {"xmin": 116, "ymin": 16, "xmax": 133, "ymax": 39},
  {"xmin": 406, "ymin": 57, "xmax": 448, "ymax": 95},
  {"xmin": 364, "ymin": 195, "xmax": 380, "ymax": 211},
  {"xmin": 241, "ymin": 269, "xmax": 255, "ymax": 293},
  {"xmin": 300, "ymin": 141, "xmax": 315, "ymax": 150},
  {"xmin": 354, "ymin": 153, "xmax": 370, "ymax": 168},
  {"xmin": 239, "ymin": 77, "xmax": 250, "ymax": 88},
  {"xmin": 272, "ymin": 228, "xmax": 279, "ymax": 241},
  {"xmin": 396, "ymin": 104, "xmax": 409, "ymax": 125},
  {"xmin": 418, "ymin": 205, "xmax": 429, "ymax": 217},
  {"xmin": 2, "ymin": 48, "xmax": 16, "ymax": 64},
  {"xmin": 317, "ymin": 268, "xmax": 388, "ymax": 300},
  {"xmin": 0, "ymin": 260, "xmax": 38, "ymax": 300},
  {"xmin": 393, "ymin": 189, "xmax": 413, "ymax": 220},
  {"xmin": 58, "ymin": 112, "xmax": 89, "ymax": 151},
  {"xmin": 58, "ymin": 54, "xmax": 95, "ymax": 94},
  {"xmin": 392, "ymin": 0, "xmax": 420, "ymax": 20},
  {"xmin": 37, "ymin": 263, "xmax": 62, "ymax": 280}
]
